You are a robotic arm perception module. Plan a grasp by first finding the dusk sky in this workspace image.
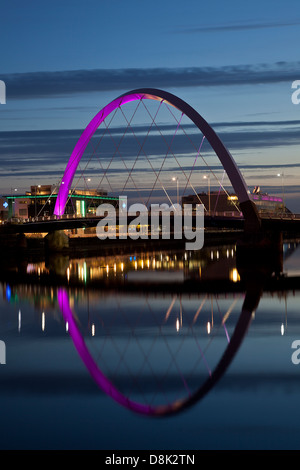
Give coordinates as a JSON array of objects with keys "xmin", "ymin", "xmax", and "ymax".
[{"xmin": 1, "ymin": 0, "xmax": 300, "ymax": 211}]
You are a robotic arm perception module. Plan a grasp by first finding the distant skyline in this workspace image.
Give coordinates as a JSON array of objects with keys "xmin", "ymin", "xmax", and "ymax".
[{"xmin": 1, "ymin": 0, "xmax": 300, "ymax": 211}]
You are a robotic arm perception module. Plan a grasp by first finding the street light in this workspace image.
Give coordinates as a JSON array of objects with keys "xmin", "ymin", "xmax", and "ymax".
[
  {"xmin": 172, "ymin": 177, "xmax": 179, "ymax": 205},
  {"xmin": 35, "ymin": 185, "xmax": 41, "ymax": 217},
  {"xmin": 277, "ymin": 172, "xmax": 285, "ymax": 213},
  {"xmin": 203, "ymin": 175, "xmax": 211, "ymax": 214}
]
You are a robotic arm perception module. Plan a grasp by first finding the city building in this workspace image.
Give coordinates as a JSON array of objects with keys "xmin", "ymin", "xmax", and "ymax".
[
  {"xmin": 182, "ymin": 188, "xmax": 288, "ymax": 215},
  {"xmin": 0, "ymin": 197, "xmax": 9, "ymax": 222},
  {"xmin": 4, "ymin": 185, "xmax": 119, "ymax": 220}
]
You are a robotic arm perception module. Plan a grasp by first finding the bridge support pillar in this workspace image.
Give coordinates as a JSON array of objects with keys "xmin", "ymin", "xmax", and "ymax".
[
  {"xmin": 237, "ymin": 230, "xmax": 283, "ymax": 277},
  {"xmin": 239, "ymin": 199, "xmax": 261, "ymax": 233},
  {"xmin": 45, "ymin": 230, "xmax": 69, "ymax": 253},
  {"xmin": 237, "ymin": 198, "xmax": 283, "ymax": 275}
]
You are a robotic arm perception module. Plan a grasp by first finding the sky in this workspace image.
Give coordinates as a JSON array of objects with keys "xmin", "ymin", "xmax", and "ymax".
[{"xmin": 0, "ymin": 0, "xmax": 300, "ymax": 211}]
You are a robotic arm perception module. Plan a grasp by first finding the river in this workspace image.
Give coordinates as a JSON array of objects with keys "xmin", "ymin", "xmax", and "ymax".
[{"xmin": 0, "ymin": 240, "xmax": 300, "ymax": 449}]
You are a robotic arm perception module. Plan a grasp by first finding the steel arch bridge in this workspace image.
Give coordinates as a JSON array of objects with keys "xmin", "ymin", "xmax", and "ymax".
[{"xmin": 54, "ymin": 88, "xmax": 261, "ymax": 232}]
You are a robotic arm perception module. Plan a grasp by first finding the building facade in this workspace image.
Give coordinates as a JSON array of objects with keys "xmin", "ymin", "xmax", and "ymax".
[
  {"xmin": 182, "ymin": 189, "xmax": 287, "ymax": 215},
  {"xmin": 5, "ymin": 185, "xmax": 119, "ymax": 220}
]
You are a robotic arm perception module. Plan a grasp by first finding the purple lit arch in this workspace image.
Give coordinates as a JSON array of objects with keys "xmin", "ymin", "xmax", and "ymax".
[{"xmin": 54, "ymin": 88, "xmax": 260, "ymax": 230}]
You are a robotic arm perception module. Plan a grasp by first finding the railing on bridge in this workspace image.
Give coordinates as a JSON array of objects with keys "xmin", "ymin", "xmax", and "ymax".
[
  {"xmin": 261, "ymin": 212, "xmax": 300, "ymax": 220},
  {"xmin": 3, "ymin": 213, "xmax": 81, "ymax": 224},
  {"xmin": 3, "ymin": 210, "xmax": 244, "ymax": 224},
  {"xmin": 2, "ymin": 210, "xmax": 300, "ymax": 225}
]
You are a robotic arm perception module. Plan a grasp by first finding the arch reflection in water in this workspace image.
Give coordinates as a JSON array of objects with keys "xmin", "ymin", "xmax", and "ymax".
[{"xmin": 57, "ymin": 278, "xmax": 263, "ymax": 417}]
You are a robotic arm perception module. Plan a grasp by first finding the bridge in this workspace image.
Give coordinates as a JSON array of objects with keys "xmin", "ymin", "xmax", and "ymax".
[
  {"xmin": 2, "ymin": 210, "xmax": 300, "ymax": 234},
  {"xmin": 1, "ymin": 88, "xmax": 299, "ymax": 244}
]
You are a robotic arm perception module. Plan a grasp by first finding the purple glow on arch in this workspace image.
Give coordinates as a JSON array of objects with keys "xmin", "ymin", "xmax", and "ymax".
[
  {"xmin": 54, "ymin": 87, "xmax": 256, "ymax": 222},
  {"xmin": 54, "ymin": 93, "xmax": 154, "ymax": 215}
]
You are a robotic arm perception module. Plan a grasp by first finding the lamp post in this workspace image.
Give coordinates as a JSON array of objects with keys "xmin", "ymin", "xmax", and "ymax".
[
  {"xmin": 172, "ymin": 177, "xmax": 179, "ymax": 205},
  {"xmin": 9, "ymin": 188, "xmax": 17, "ymax": 219},
  {"xmin": 35, "ymin": 185, "xmax": 41, "ymax": 217},
  {"xmin": 203, "ymin": 175, "xmax": 210, "ymax": 214},
  {"xmin": 277, "ymin": 172, "xmax": 285, "ymax": 213}
]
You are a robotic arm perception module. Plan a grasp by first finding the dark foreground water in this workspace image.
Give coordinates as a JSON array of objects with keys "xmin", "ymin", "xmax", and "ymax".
[{"xmin": 1, "ymin": 241, "xmax": 300, "ymax": 450}]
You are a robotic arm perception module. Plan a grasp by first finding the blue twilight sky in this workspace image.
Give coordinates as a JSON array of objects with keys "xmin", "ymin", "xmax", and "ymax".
[{"xmin": 0, "ymin": 0, "xmax": 300, "ymax": 210}]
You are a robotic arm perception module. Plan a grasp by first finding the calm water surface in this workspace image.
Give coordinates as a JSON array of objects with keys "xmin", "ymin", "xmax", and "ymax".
[{"xmin": 1, "ymin": 241, "xmax": 300, "ymax": 450}]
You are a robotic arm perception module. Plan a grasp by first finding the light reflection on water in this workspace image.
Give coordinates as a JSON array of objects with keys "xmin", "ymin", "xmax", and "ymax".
[
  {"xmin": 23, "ymin": 244, "xmax": 239, "ymax": 284},
  {"xmin": 0, "ymin": 241, "xmax": 300, "ymax": 449},
  {"xmin": 11, "ymin": 240, "xmax": 299, "ymax": 285}
]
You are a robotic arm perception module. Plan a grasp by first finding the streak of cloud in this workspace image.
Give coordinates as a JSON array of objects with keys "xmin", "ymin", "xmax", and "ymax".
[
  {"xmin": 0, "ymin": 119, "xmax": 299, "ymax": 181},
  {"xmin": 178, "ymin": 19, "xmax": 300, "ymax": 34},
  {"xmin": 2, "ymin": 61, "xmax": 300, "ymax": 100}
]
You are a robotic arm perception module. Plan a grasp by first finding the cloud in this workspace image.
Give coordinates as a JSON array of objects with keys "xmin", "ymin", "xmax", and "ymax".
[
  {"xmin": 178, "ymin": 19, "xmax": 300, "ymax": 34},
  {"xmin": 0, "ymin": 119, "xmax": 299, "ymax": 182},
  {"xmin": 2, "ymin": 61, "xmax": 299, "ymax": 99},
  {"xmin": 0, "ymin": 119, "xmax": 299, "ymax": 160}
]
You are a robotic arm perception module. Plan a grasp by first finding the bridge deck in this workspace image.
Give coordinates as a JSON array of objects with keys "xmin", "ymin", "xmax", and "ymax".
[{"xmin": 1, "ymin": 212, "xmax": 300, "ymax": 234}]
